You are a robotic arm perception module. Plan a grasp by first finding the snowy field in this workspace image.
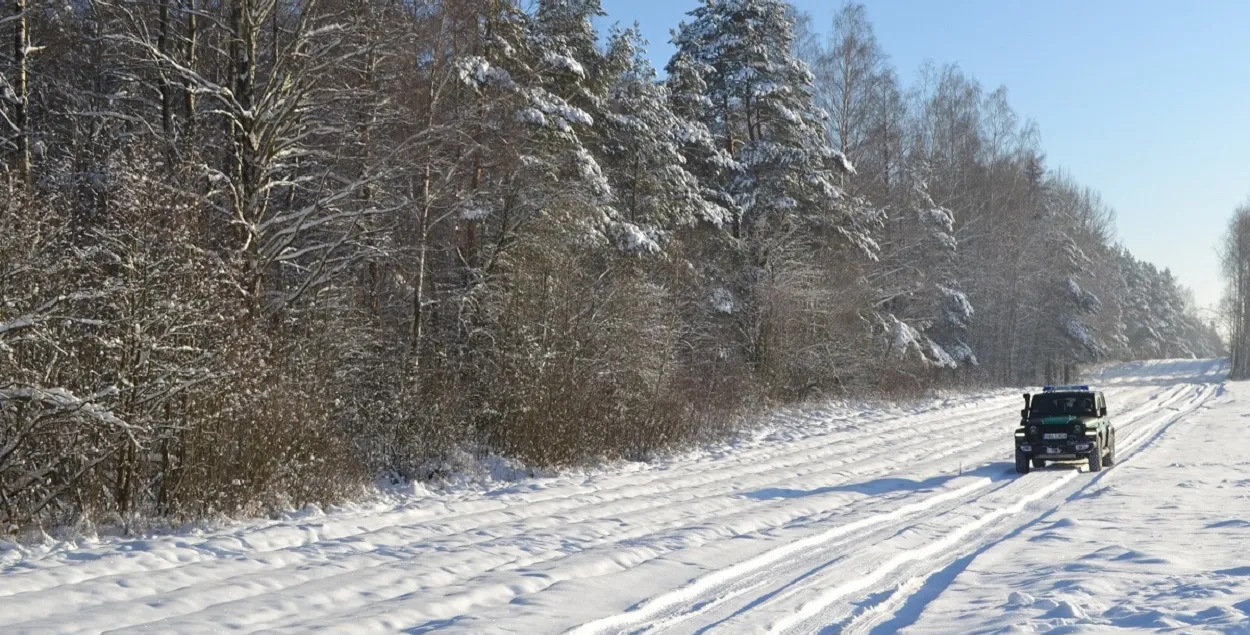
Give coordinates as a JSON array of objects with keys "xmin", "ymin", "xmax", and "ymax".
[{"xmin": 0, "ymin": 358, "xmax": 1235, "ymax": 634}]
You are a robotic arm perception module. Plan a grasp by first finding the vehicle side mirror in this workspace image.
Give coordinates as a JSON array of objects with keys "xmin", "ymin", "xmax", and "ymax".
[
  {"xmin": 1099, "ymin": 407, "xmax": 1106, "ymax": 417},
  {"xmin": 1020, "ymin": 408, "xmax": 1029, "ymax": 419}
]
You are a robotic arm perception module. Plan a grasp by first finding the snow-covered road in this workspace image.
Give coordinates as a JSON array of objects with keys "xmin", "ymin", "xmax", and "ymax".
[{"xmin": 0, "ymin": 359, "xmax": 1232, "ymax": 634}]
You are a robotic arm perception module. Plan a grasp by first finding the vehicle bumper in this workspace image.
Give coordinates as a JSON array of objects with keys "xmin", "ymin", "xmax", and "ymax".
[{"xmin": 1016, "ymin": 440, "xmax": 1095, "ymax": 459}]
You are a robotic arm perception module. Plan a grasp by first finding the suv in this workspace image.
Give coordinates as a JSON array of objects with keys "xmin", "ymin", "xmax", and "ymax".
[{"xmin": 1014, "ymin": 385, "xmax": 1116, "ymax": 474}]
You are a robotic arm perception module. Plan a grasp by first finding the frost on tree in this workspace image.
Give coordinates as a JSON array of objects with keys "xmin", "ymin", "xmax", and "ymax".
[
  {"xmin": 668, "ymin": 0, "xmax": 873, "ymax": 264},
  {"xmin": 596, "ymin": 27, "xmax": 729, "ymax": 235},
  {"xmin": 873, "ymin": 180, "xmax": 976, "ymax": 369}
]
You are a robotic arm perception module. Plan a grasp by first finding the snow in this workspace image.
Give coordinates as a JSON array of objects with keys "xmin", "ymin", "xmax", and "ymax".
[
  {"xmin": 710, "ymin": 287, "xmax": 736, "ymax": 314},
  {"xmin": 903, "ymin": 358, "xmax": 1244, "ymax": 634},
  {"xmin": 0, "ymin": 358, "xmax": 1236, "ymax": 634},
  {"xmin": 544, "ymin": 53, "xmax": 586, "ymax": 78},
  {"xmin": 938, "ymin": 284, "xmax": 973, "ymax": 323},
  {"xmin": 918, "ymin": 207, "xmax": 954, "ymax": 234},
  {"xmin": 517, "ymin": 107, "xmax": 548, "ymax": 127},
  {"xmin": 0, "ymin": 385, "xmax": 131, "ymax": 430},
  {"xmin": 832, "ymin": 150, "xmax": 857, "ymax": 175},
  {"xmin": 455, "ymin": 56, "xmax": 515, "ymax": 91},
  {"xmin": 886, "ymin": 314, "xmax": 959, "ymax": 369},
  {"xmin": 1064, "ymin": 315, "xmax": 1105, "ymax": 356},
  {"xmin": 607, "ymin": 221, "xmax": 661, "ymax": 254},
  {"xmin": 460, "ymin": 205, "xmax": 490, "ymax": 221}
]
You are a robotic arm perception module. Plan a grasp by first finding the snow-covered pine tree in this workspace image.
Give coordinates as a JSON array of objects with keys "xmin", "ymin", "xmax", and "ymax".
[
  {"xmin": 1111, "ymin": 248, "xmax": 1222, "ymax": 360},
  {"xmin": 534, "ymin": 0, "xmax": 611, "ymax": 118},
  {"xmin": 660, "ymin": 0, "xmax": 890, "ymax": 394},
  {"xmin": 1028, "ymin": 179, "xmax": 1108, "ymax": 381},
  {"xmin": 664, "ymin": 50, "xmax": 740, "ymax": 230},
  {"xmin": 876, "ymin": 179, "xmax": 976, "ymax": 368},
  {"xmin": 596, "ymin": 26, "xmax": 727, "ymax": 234},
  {"xmin": 531, "ymin": 0, "xmax": 664, "ymax": 253},
  {"xmin": 669, "ymin": 0, "xmax": 872, "ymax": 264}
]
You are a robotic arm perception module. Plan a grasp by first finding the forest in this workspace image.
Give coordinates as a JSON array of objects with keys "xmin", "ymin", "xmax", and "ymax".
[{"xmin": 0, "ymin": 0, "xmax": 1221, "ymax": 532}]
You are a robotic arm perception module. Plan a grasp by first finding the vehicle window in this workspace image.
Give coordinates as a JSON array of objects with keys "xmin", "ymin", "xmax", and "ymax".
[{"xmin": 1030, "ymin": 394, "xmax": 1095, "ymax": 417}]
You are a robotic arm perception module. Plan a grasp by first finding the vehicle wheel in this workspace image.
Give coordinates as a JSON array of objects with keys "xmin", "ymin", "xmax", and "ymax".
[
  {"xmin": 1016, "ymin": 451, "xmax": 1031, "ymax": 474},
  {"xmin": 1032, "ymin": 458, "xmax": 1046, "ymax": 469},
  {"xmin": 1105, "ymin": 430, "xmax": 1116, "ymax": 466},
  {"xmin": 1088, "ymin": 443, "xmax": 1103, "ymax": 472}
]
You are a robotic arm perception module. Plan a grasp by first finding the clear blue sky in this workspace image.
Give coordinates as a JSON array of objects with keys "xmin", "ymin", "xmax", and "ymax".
[{"xmin": 599, "ymin": 0, "xmax": 1250, "ymax": 311}]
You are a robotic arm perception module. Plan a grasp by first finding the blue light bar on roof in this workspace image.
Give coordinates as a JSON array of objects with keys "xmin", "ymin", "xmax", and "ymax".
[{"xmin": 1042, "ymin": 384, "xmax": 1090, "ymax": 392}]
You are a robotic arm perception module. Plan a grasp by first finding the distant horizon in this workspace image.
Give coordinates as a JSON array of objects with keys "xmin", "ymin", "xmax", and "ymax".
[{"xmin": 601, "ymin": 0, "xmax": 1250, "ymax": 313}]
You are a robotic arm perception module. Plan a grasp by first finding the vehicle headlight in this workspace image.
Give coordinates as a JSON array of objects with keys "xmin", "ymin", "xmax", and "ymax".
[
  {"xmin": 1029, "ymin": 426, "xmax": 1038, "ymax": 436},
  {"xmin": 1072, "ymin": 422, "xmax": 1084, "ymax": 435}
]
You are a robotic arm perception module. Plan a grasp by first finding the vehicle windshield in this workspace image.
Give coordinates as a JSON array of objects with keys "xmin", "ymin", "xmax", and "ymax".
[{"xmin": 1030, "ymin": 393, "xmax": 1097, "ymax": 417}]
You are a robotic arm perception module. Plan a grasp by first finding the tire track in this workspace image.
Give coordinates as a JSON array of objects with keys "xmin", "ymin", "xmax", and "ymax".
[
  {"xmin": 86, "ymin": 400, "xmax": 1039, "ymax": 634},
  {"xmin": 1, "ymin": 397, "xmax": 1028, "ymax": 631},
  {"xmin": 784, "ymin": 382, "xmax": 1215, "ymax": 635},
  {"xmin": 0, "ymin": 392, "xmax": 1011, "ymax": 596},
  {"xmin": 571, "ymin": 383, "xmax": 1195, "ymax": 635}
]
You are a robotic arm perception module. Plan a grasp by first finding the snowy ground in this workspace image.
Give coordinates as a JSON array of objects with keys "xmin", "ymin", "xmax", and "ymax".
[{"xmin": 0, "ymin": 358, "xmax": 1233, "ymax": 634}]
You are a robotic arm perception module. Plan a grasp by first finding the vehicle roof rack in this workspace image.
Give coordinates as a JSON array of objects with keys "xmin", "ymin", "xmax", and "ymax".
[{"xmin": 1042, "ymin": 384, "xmax": 1090, "ymax": 392}]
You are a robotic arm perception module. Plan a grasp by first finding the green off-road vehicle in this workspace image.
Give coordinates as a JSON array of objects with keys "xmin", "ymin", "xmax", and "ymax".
[{"xmin": 1014, "ymin": 385, "xmax": 1116, "ymax": 474}]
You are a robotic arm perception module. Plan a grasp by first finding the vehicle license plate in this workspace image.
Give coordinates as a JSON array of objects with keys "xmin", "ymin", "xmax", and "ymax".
[
  {"xmin": 1046, "ymin": 447, "xmax": 1061, "ymax": 454},
  {"xmin": 1043, "ymin": 433, "xmax": 1067, "ymax": 440}
]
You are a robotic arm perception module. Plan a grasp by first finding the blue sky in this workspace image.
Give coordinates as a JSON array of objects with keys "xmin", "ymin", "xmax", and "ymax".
[{"xmin": 599, "ymin": 0, "xmax": 1250, "ymax": 311}]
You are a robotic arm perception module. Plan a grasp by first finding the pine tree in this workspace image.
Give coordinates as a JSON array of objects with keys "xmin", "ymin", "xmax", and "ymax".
[
  {"xmin": 669, "ymin": 0, "xmax": 869, "ymax": 264},
  {"xmin": 664, "ymin": 50, "xmax": 739, "ymax": 229},
  {"xmin": 1027, "ymin": 179, "xmax": 1108, "ymax": 381},
  {"xmin": 596, "ymin": 27, "xmax": 724, "ymax": 234}
]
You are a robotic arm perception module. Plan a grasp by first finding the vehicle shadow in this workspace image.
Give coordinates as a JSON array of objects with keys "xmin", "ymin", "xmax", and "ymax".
[{"xmin": 741, "ymin": 462, "xmax": 1011, "ymax": 500}]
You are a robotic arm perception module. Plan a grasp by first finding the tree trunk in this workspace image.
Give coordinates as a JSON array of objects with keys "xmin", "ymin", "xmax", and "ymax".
[
  {"xmin": 13, "ymin": 0, "xmax": 31, "ymax": 180},
  {"xmin": 184, "ymin": 0, "xmax": 198, "ymax": 133},
  {"xmin": 158, "ymin": 0, "xmax": 176, "ymax": 162}
]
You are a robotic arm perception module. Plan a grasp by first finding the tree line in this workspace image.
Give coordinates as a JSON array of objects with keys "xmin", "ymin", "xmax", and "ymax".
[
  {"xmin": 0, "ymin": 0, "xmax": 1220, "ymax": 532},
  {"xmin": 1221, "ymin": 201, "xmax": 1250, "ymax": 378}
]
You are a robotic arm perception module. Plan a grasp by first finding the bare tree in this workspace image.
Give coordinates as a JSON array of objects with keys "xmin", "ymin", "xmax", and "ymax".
[
  {"xmin": 815, "ymin": 3, "xmax": 888, "ymax": 176},
  {"xmin": 1221, "ymin": 202, "xmax": 1250, "ymax": 378}
]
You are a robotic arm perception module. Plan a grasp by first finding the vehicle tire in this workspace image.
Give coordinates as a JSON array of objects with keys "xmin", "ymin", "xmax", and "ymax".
[
  {"xmin": 1088, "ymin": 442, "xmax": 1103, "ymax": 472},
  {"xmin": 1032, "ymin": 458, "xmax": 1046, "ymax": 469},
  {"xmin": 1105, "ymin": 430, "xmax": 1116, "ymax": 466},
  {"xmin": 1016, "ymin": 451, "xmax": 1031, "ymax": 475}
]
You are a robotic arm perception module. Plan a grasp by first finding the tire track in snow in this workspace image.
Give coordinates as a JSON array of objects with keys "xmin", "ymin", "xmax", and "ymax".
[
  {"xmin": 0, "ymin": 392, "xmax": 1010, "ymax": 596},
  {"xmin": 567, "ymin": 383, "xmax": 1195, "ymax": 635},
  {"xmin": 563, "ymin": 478, "xmax": 1005, "ymax": 635},
  {"xmin": 844, "ymin": 381, "xmax": 1220, "ymax": 635},
  {"xmin": 792, "ymin": 381, "xmax": 1216, "ymax": 635},
  {"xmin": 86, "ymin": 399, "xmax": 1043, "ymax": 634},
  {"xmin": 0, "ymin": 396, "xmax": 1029, "ymax": 631},
  {"xmin": 260, "ymin": 384, "xmax": 1185, "ymax": 635},
  {"xmin": 0, "ymin": 371, "xmax": 1205, "ymax": 635}
]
